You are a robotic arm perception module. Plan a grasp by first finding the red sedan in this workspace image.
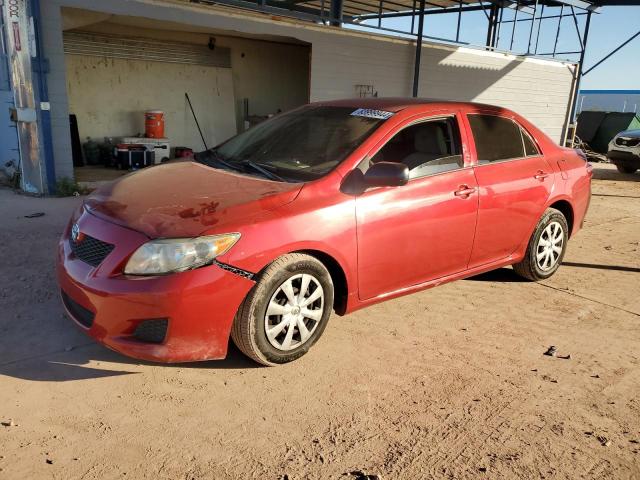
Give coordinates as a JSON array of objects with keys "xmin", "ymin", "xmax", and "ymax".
[{"xmin": 57, "ymin": 99, "xmax": 592, "ymax": 366}]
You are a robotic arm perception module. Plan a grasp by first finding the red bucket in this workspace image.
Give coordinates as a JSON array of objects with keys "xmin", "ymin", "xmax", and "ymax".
[{"xmin": 145, "ymin": 110, "xmax": 165, "ymax": 138}]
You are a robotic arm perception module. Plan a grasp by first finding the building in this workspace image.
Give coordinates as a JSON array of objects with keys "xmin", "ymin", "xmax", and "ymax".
[{"xmin": 2, "ymin": 0, "xmax": 621, "ymax": 194}]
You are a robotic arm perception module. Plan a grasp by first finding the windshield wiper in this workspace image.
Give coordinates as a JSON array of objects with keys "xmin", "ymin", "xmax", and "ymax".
[
  {"xmin": 200, "ymin": 150, "xmax": 244, "ymax": 173},
  {"xmin": 243, "ymin": 161, "xmax": 286, "ymax": 182},
  {"xmin": 201, "ymin": 150, "xmax": 286, "ymax": 182}
]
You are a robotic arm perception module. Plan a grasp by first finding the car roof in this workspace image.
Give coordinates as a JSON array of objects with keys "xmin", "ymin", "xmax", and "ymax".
[{"xmin": 312, "ymin": 97, "xmax": 506, "ymax": 113}]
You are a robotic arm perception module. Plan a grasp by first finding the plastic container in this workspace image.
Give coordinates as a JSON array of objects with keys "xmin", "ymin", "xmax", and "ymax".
[
  {"xmin": 145, "ymin": 110, "xmax": 165, "ymax": 139},
  {"xmin": 116, "ymin": 144, "xmax": 155, "ymax": 170}
]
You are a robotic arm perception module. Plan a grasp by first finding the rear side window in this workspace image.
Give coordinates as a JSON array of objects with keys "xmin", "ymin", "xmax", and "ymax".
[
  {"xmin": 468, "ymin": 114, "xmax": 524, "ymax": 163},
  {"xmin": 521, "ymin": 129, "xmax": 540, "ymax": 156}
]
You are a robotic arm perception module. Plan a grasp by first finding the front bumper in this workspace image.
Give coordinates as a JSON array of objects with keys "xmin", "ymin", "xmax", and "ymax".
[
  {"xmin": 607, "ymin": 148, "xmax": 640, "ymax": 167},
  {"xmin": 56, "ymin": 210, "xmax": 255, "ymax": 363}
]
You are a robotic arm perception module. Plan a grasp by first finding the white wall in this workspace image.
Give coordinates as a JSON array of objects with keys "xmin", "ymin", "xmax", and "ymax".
[
  {"xmin": 307, "ymin": 37, "xmax": 575, "ymax": 143},
  {"xmin": 65, "ymin": 55, "xmax": 236, "ymax": 149},
  {"xmin": 42, "ymin": 0, "xmax": 577, "ymax": 180},
  {"xmin": 68, "ymin": 21, "xmax": 311, "ymax": 133}
]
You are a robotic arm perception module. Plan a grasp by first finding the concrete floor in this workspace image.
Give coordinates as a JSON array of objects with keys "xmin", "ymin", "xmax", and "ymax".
[
  {"xmin": 74, "ymin": 166, "xmax": 129, "ymax": 183},
  {"xmin": 0, "ymin": 163, "xmax": 639, "ymax": 479}
]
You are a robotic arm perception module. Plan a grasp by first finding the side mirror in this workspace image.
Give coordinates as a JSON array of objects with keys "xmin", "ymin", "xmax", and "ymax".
[
  {"xmin": 364, "ymin": 161, "xmax": 409, "ymax": 188},
  {"xmin": 340, "ymin": 161, "xmax": 409, "ymax": 195}
]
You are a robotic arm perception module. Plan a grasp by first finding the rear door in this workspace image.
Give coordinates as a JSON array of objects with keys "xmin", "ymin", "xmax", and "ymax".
[
  {"xmin": 464, "ymin": 112, "xmax": 554, "ymax": 268},
  {"xmin": 355, "ymin": 111, "xmax": 479, "ymax": 300}
]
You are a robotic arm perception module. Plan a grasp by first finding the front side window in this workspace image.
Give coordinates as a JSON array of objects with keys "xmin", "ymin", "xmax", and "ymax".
[
  {"xmin": 365, "ymin": 117, "xmax": 464, "ymax": 179},
  {"xmin": 207, "ymin": 106, "xmax": 385, "ymax": 182},
  {"xmin": 468, "ymin": 114, "xmax": 525, "ymax": 163}
]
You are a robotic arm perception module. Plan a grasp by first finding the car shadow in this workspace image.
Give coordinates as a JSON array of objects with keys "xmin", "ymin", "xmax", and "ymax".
[
  {"xmin": 562, "ymin": 261, "xmax": 640, "ymax": 273},
  {"xmin": 465, "ymin": 267, "xmax": 526, "ymax": 283},
  {"xmin": 0, "ymin": 340, "xmax": 259, "ymax": 383},
  {"xmin": 592, "ymin": 165, "xmax": 640, "ymax": 182},
  {"xmin": 592, "ymin": 193, "xmax": 640, "ymax": 199}
]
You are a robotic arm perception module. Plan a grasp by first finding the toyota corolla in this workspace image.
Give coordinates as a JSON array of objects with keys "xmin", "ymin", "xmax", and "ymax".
[{"xmin": 57, "ymin": 98, "xmax": 592, "ymax": 366}]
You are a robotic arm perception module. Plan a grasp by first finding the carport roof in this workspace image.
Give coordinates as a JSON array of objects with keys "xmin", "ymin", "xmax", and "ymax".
[{"xmin": 266, "ymin": 0, "xmax": 639, "ymax": 22}]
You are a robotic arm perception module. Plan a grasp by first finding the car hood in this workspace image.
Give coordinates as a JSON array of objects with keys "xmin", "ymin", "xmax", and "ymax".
[
  {"xmin": 617, "ymin": 129, "xmax": 640, "ymax": 139},
  {"xmin": 85, "ymin": 161, "xmax": 303, "ymax": 238}
]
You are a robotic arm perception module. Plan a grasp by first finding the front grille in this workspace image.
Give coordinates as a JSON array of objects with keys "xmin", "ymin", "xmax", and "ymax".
[
  {"xmin": 134, "ymin": 319, "xmax": 169, "ymax": 344},
  {"xmin": 61, "ymin": 290, "xmax": 95, "ymax": 328},
  {"xmin": 70, "ymin": 234, "xmax": 115, "ymax": 267},
  {"xmin": 616, "ymin": 137, "xmax": 640, "ymax": 147}
]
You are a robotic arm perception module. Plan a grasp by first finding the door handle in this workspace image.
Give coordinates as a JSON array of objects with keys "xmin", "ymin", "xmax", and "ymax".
[
  {"xmin": 454, "ymin": 185, "xmax": 476, "ymax": 198},
  {"xmin": 534, "ymin": 170, "xmax": 549, "ymax": 180}
]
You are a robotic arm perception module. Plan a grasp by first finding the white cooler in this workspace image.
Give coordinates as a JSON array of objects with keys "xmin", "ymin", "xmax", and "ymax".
[{"xmin": 120, "ymin": 137, "xmax": 171, "ymax": 164}]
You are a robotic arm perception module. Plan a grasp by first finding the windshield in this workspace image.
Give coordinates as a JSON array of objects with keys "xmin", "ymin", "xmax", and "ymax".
[{"xmin": 207, "ymin": 106, "xmax": 386, "ymax": 182}]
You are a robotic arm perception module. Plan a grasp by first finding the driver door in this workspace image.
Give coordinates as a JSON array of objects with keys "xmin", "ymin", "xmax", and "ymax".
[{"xmin": 356, "ymin": 113, "xmax": 479, "ymax": 300}]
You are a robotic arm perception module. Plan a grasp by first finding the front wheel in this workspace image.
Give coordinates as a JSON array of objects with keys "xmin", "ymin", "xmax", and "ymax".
[
  {"xmin": 512, "ymin": 208, "xmax": 568, "ymax": 281},
  {"xmin": 616, "ymin": 164, "xmax": 638, "ymax": 174},
  {"xmin": 231, "ymin": 253, "xmax": 334, "ymax": 366}
]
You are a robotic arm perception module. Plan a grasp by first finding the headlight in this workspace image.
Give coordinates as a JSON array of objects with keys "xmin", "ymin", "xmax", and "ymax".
[{"xmin": 124, "ymin": 233, "xmax": 240, "ymax": 275}]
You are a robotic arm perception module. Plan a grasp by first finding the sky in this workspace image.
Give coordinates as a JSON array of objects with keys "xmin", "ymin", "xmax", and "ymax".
[{"xmin": 356, "ymin": 4, "xmax": 640, "ymax": 90}]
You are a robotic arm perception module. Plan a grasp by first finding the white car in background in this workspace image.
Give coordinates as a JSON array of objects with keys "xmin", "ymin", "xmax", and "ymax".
[{"xmin": 607, "ymin": 129, "xmax": 640, "ymax": 174}]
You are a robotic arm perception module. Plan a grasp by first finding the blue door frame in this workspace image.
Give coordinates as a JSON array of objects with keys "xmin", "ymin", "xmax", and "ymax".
[
  {"xmin": 1, "ymin": 0, "xmax": 56, "ymax": 194},
  {"xmin": 31, "ymin": 0, "xmax": 56, "ymax": 193},
  {"xmin": 0, "ymin": 9, "xmax": 20, "ymax": 183}
]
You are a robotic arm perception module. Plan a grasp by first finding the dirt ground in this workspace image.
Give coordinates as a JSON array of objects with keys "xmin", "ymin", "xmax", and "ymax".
[{"xmin": 0, "ymin": 163, "xmax": 639, "ymax": 480}]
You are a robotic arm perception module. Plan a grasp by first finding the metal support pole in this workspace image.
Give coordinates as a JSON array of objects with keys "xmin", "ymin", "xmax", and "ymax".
[
  {"xmin": 412, "ymin": 0, "xmax": 425, "ymax": 98},
  {"xmin": 456, "ymin": 0, "xmax": 462, "ymax": 42},
  {"xmin": 330, "ymin": 0, "xmax": 343, "ymax": 26},
  {"xmin": 486, "ymin": 4, "xmax": 499, "ymax": 48},
  {"xmin": 569, "ymin": 10, "xmax": 592, "ymax": 123},
  {"xmin": 479, "ymin": 0, "xmax": 490, "ymax": 21},
  {"xmin": 582, "ymin": 30, "xmax": 640, "ymax": 76},
  {"xmin": 570, "ymin": 6, "xmax": 584, "ymax": 50},
  {"xmin": 552, "ymin": 5, "xmax": 564, "ymax": 57},
  {"xmin": 534, "ymin": 4, "xmax": 544, "ymax": 54},
  {"xmin": 510, "ymin": 0, "xmax": 519, "ymax": 51},
  {"xmin": 527, "ymin": 0, "xmax": 538, "ymax": 54},
  {"xmin": 495, "ymin": 7, "xmax": 504, "ymax": 49}
]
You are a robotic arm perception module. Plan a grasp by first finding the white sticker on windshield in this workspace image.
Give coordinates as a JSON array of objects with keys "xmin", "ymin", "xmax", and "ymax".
[{"xmin": 350, "ymin": 108, "xmax": 394, "ymax": 120}]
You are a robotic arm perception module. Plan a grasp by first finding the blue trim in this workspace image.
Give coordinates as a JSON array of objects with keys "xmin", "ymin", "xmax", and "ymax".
[
  {"xmin": 580, "ymin": 89, "xmax": 640, "ymax": 95},
  {"xmin": 31, "ymin": 0, "xmax": 56, "ymax": 194}
]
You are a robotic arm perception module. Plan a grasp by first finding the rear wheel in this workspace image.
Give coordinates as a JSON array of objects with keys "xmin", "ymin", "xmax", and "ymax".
[
  {"xmin": 231, "ymin": 253, "xmax": 333, "ymax": 366},
  {"xmin": 616, "ymin": 164, "xmax": 638, "ymax": 174},
  {"xmin": 513, "ymin": 208, "xmax": 568, "ymax": 281}
]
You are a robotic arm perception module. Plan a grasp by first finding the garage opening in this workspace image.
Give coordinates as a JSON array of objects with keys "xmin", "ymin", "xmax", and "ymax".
[{"xmin": 61, "ymin": 9, "xmax": 311, "ymax": 185}]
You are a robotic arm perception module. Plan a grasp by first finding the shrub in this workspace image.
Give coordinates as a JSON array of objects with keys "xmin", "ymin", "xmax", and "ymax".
[{"xmin": 55, "ymin": 177, "xmax": 90, "ymax": 197}]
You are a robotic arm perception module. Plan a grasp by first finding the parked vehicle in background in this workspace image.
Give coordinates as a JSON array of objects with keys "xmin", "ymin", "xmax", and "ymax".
[
  {"xmin": 57, "ymin": 99, "xmax": 592, "ymax": 366},
  {"xmin": 608, "ymin": 129, "xmax": 640, "ymax": 174}
]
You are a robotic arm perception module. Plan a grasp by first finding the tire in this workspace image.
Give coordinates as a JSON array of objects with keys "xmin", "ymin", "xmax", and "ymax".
[
  {"xmin": 231, "ymin": 253, "xmax": 334, "ymax": 366},
  {"xmin": 512, "ymin": 208, "xmax": 569, "ymax": 281},
  {"xmin": 616, "ymin": 164, "xmax": 638, "ymax": 174}
]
